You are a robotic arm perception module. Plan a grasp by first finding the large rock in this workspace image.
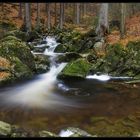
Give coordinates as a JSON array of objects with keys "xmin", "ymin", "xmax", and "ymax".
[
  {"xmin": 0, "ymin": 121, "xmax": 12, "ymax": 136},
  {"xmin": 0, "ymin": 36, "xmax": 35, "ymax": 84},
  {"xmin": 58, "ymin": 58, "xmax": 92, "ymax": 79},
  {"xmin": 0, "ymin": 36, "xmax": 35, "ymax": 70},
  {"xmin": 34, "ymin": 54, "xmax": 50, "ymax": 74},
  {"xmin": 56, "ymin": 52, "xmax": 82, "ymax": 63}
]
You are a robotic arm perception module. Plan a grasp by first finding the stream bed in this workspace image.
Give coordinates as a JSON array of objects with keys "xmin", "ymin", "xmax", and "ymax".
[{"xmin": 0, "ymin": 36, "xmax": 140, "ymax": 136}]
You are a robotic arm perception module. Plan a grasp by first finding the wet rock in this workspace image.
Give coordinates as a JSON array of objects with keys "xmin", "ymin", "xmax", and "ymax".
[
  {"xmin": 58, "ymin": 58, "xmax": 92, "ymax": 79},
  {"xmin": 56, "ymin": 52, "xmax": 82, "ymax": 63},
  {"xmin": 39, "ymin": 130, "xmax": 58, "ymax": 137},
  {"xmin": 0, "ymin": 121, "xmax": 12, "ymax": 136},
  {"xmin": 86, "ymin": 52, "xmax": 98, "ymax": 63},
  {"xmin": 59, "ymin": 127, "xmax": 94, "ymax": 137},
  {"xmin": 27, "ymin": 30, "xmax": 41, "ymax": 42},
  {"xmin": 34, "ymin": 54, "xmax": 50, "ymax": 74},
  {"xmin": 33, "ymin": 47, "xmax": 46, "ymax": 53},
  {"xmin": 54, "ymin": 44, "xmax": 67, "ymax": 53}
]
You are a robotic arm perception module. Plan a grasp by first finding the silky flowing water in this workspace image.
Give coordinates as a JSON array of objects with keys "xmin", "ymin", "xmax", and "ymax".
[{"xmin": 0, "ymin": 36, "xmax": 140, "ymax": 136}]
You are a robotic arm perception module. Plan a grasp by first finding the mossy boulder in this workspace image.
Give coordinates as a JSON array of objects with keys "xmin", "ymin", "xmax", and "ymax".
[
  {"xmin": 54, "ymin": 43, "xmax": 79, "ymax": 53},
  {"xmin": 56, "ymin": 52, "xmax": 82, "ymax": 63},
  {"xmin": 0, "ymin": 36, "xmax": 35, "ymax": 84},
  {"xmin": 0, "ymin": 121, "xmax": 12, "ymax": 136},
  {"xmin": 10, "ymin": 57, "xmax": 33, "ymax": 79},
  {"xmin": 58, "ymin": 58, "xmax": 92, "ymax": 79},
  {"xmin": 0, "ymin": 36, "xmax": 35, "ymax": 70},
  {"xmin": 34, "ymin": 54, "xmax": 50, "ymax": 74}
]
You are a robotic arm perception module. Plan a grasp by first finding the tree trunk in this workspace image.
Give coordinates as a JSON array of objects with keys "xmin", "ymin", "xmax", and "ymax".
[
  {"xmin": 55, "ymin": 3, "xmax": 57, "ymax": 25},
  {"xmin": 59, "ymin": 3, "xmax": 64, "ymax": 29},
  {"xmin": 120, "ymin": 3, "xmax": 126, "ymax": 39},
  {"xmin": 47, "ymin": 3, "xmax": 51, "ymax": 29},
  {"xmin": 96, "ymin": 3, "xmax": 109, "ymax": 38},
  {"xmin": 75, "ymin": 3, "xmax": 80, "ymax": 24},
  {"xmin": 63, "ymin": 3, "xmax": 65, "ymax": 23},
  {"xmin": 25, "ymin": 3, "xmax": 31, "ymax": 32},
  {"xmin": 36, "ymin": 3, "xmax": 40, "ymax": 28}
]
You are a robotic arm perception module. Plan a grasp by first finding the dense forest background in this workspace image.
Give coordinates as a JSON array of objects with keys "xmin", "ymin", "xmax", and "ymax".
[{"xmin": 0, "ymin": 3, "xmax": 140, "ymax": 46}]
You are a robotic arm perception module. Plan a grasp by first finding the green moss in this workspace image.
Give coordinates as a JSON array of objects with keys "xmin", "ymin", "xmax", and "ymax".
[
  {"xmin": 0, "ymin": 35, "xmax": 21, "ymax": 42},
  {"xmin": 0, "ymin": 21, "xmax": 17, "ymax": 31},
  {"xmin": 4, "ymin": 30, "xmax": 27, "ymax": 42},
  {"xmin": 0, "ymin": 36, "xmax": 35, "ymax": 70},
  {"xmin": 58, "ymin": 58, "xmax": 92, "ymax": 79},
  {"xmin": 11, "ymin": 57, "xmax": 33, "ymax": 79}
]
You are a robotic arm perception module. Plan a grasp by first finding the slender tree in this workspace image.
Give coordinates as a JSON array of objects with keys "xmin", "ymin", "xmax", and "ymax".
[
  {"xmin": 96, "ymin": 3, "xmax": 109, "ymax": 38},
  {"xmin": 47, "ymin": 3, "xmax": 51, "ymax": 29},
  {"xmin": 25, "ymin": 3, "xmax": 31, "ymax": 32},
  {"xmin": 120, "ymin": 3, "xmax": 126, "ymax": 39},
  {"xmin": 59, "ymin": 3, "xmax": 64, "ymax": 29},
  {"xmin": 36, "ymin": 3, "xmax": 40, "ymax": 28},
  {"xmin": 54, "ymin": 3, "xmax": 57, "ymax": 25},
  {"xmin": 75, "ymin": 3, "xmax": 80, "ymax": 24}
]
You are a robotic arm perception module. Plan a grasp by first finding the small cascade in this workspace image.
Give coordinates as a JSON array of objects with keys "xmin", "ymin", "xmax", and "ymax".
[{"xmin": 1, "ymin": 36, "xmax": 70, "ymax": 109}]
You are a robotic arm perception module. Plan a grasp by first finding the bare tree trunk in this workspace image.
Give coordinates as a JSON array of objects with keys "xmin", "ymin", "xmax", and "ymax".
[
  {"xmin": 63, "ymin": 3, "xmax": 65, "ymax": 23},
  {"xmin": 96, "ymin": 3, "xmax": 109, "ymax": 38},
  {"xmin": 25, "ymin": 3, "xmax": 31, "ymax": 32},
  {"xmin": 120, "ymin": 3, "xmax": 126, "ymax": 39},
  {"xmin": 47, "ymin": 3, "xmax": 51, "ymax": 29},
  {"xmin": 59, "ymin": 3, "xmax": 64, "ymax": 29},
  {"xmin": 55, "ymin": 3, "xmax": 57, "ymax": 25},
  {"xmin": 75, "ymin": 3, "xmax": 80, "ymax": 24},
  {"xmin": 36, "ymin": 3, "xmax": 40, "ymax": 28}
]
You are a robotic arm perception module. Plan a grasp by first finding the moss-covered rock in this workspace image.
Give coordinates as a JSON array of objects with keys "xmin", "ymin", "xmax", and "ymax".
[
  {"xmin": 10, "ymin": 57, "xmax": 33, "ymax": 79},
  {"xmin": 0, "ymin": 121, "xmax": 12, "ymax": 136},
  {"xmin": 0, "ymin": 36, "xmax": 35, "ymax": 84},
  {"xmin": 58, "ymin": 58, "xmax": 92, "ymax": 79},
  {"xmin": 34, "ymin": 54, "xmax": 50, "ymax": 74},
  {"xmin": 56, "ymin": 52, "xmax": 82, "ymax": 63},
  {"xmin": 0, "ymin": 36, "xmax": 35, "ymax": 70}
]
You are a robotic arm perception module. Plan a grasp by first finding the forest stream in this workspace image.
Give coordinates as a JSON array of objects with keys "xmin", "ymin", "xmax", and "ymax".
[{"xmin": 0, "ymin": 36, "xmax": 140, "ymax": 136}]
